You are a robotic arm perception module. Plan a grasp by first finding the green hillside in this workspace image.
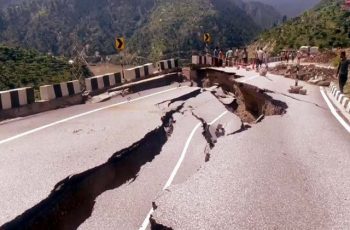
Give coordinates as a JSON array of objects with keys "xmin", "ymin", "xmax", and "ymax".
[
  {"xmin": 129, "ymin": 0, "xmax": 260, "ymax": 60},
  {"xmin": 0, "ymin": 45, "xmax": 87, "ymax": 91},
  {"xmin": 0, "ymin": 0, "xmax": 281, "ymax": 60},
  {"xmin": 254, "ymin": 0, "xmax": 350, "ymax": 53}
]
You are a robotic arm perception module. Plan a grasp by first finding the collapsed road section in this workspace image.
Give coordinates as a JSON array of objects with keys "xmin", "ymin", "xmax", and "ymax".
[
  {"xmin": 0, "ymin": 101, "xmax": 193, "ymax": 229},
  {"xmin": 1, "ymin": 68, "xmax": 289, "ymax": 230}
]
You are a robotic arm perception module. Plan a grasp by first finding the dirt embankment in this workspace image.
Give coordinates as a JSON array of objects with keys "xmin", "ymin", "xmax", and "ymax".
[
  {"xmin": 303, "ymin": 51, "xmax": 337, "ymax": 64},
  {"xmin": 270, "ymin": 64, "xmax": 336, "ymax": 87}
]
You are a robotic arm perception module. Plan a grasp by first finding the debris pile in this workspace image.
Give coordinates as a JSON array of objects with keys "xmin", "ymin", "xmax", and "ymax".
[
  {"xmin": 270, "ymin": 64, "xmax": 335, "ymax": 87},
  {"xmin": 288, "ymin": 85, "xmax": 307, "ymax": 95},
  {"xmin": 303, "ymin": 51, "xmax": 337, "ymax": 64},
  {"xmin": 259, "ymin": 68, "xmax": 268, "ymax": 76}
]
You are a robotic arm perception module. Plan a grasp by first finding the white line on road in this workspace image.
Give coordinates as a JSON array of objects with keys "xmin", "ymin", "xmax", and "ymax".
[
  {"xmin": 0, "ymin": 86, "xmax": 188, "ymax": 146},
  {"xmin": 240, "ymin": 76, "xmax": 258, "ymax": 83},
  {"xmin": 320, "ymin": 87, "xmax": 350, "ymax": 133},
  {"xmin": 139, "ymin": 111, "xmax": 229, "ymax": 230}
]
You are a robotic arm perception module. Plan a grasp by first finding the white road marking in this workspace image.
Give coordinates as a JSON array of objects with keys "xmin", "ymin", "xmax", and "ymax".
[
  {"xmin": 240, "ymin": 76, "xmax": 258, "ymax": 83},
  {"xmin": 139, "ymin": 111, "xmax": 229, "ymax": 230},
  {"xmin": 0, "ymin": 86, "xmax": 188, "ymax": 146},
  {"xmin": 320, "ymin": 87, "xmax": 350, "ymax": 133}
]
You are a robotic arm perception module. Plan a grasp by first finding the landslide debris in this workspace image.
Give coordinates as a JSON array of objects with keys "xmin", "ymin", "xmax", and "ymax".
[
  {"xmin": 303, "ymin": 51, "xmax": 337, "ymax": 64},
  {"xmin": 270, "ymin": 64, "xmax": 336, "ymax": 87},
  {"xmin": 208, "ymin": 83, "xmax": 287, "ymax": 124},
  {"xmin": 193, "ymin": 68, "xmax": 287, "ymax": 124}
]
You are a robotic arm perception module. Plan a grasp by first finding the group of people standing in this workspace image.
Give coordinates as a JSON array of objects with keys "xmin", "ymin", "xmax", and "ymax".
[
  {"xmin": 255, "ymin": 47, "xmax": 269, "ymax": 71},
  {"xmin": 213, "ymin": 47, "xmax": 249, "ymax": 67},
  {"xmin": 212, "ymin": 46, "xmax": 270, "ymax": 71},
  {"xmin": 282, "ymin": 50, "xmax": 302, "ymax": 65}
]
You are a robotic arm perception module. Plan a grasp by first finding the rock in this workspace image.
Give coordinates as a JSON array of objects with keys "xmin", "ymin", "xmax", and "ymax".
[
  {"xmin": 299, "ymin": 89, "xmax": 307, "ymax": 95},
  {"xmin": 260, "ymin": 68, "xmax": 268, "ymax": 76},
  {"xmin": 290, "ymin": 86, "xmax": 304, "ymax": 90},
  {"xmin": 289, "ymin": 88, "xmax": 300, "ymax": 94},
  {"xmin": 219, "ymin": 97, "xmax": 236, "ymax": 105},
  {"xmin": 317, "ymin": 81, "xmax": 331, "ymax": 87}
]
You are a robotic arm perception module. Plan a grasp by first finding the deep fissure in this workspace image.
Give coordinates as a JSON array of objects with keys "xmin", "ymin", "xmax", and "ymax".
[
  {"xmin": 150, "ymin": 70, "xmax": 290, "ymax": 230},
  {"xmin": 1, "ymin": 105, "xmax": 184, "ymax": 230}
]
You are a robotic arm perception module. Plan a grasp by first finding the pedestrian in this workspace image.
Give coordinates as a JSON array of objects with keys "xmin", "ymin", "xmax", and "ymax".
[
  {"xmin": 219, "ymin": 49, "xmax": 225, "ymax": 67},
  {"xmin": 226, "ymin": 48, "xmax": 234, "ymax": 66},
  {"xmin": 257, "ymin": 47, "xmax": 264, "ymax": 70},
  {"xmin": 238, "ymin": 49, "xmax": 243, "ymax": 65},
  {"xmin": 254, "ymin": 47, "xmax": 259, "ymax": 70},
  {"xmin": 297, "ymin": 50, "xmax": 302, "ymax": 65},
  {"xmin": 213, "ymin": 46, "xmax": 219, "ymax": 66},
  {"xmin": 213, "ymin": 46, "xmax": 219, "ymax": 58},
  {"xmin": 242, "ymin": 48, "xmax": 248, "ymax": 66},
  {"xmin": 291, "ymin": 51, "xmax": 295, "ymax": 63},
  {"xmin": 336, "ymin": 51, "xmax": 350, "ymax": 93},
  {"xmin": 285, "ymin": 51, "xmax": 290, "ymax": 63},
  {"xmin": 234, "ymin": 48, "xmax": 239, "ymax": 65},
  {"xmin": 263, "ymin": 49, "xmax": 269, "ymax": 68}
]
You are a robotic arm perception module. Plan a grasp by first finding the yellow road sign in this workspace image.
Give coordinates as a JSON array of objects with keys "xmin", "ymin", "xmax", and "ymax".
[
  {"xmin": 204, "ymin": 33, "xmax": 211, "ymax": 44},
  {"xmin": 115, "ymin": 37, "xmax": 125, "ymax": 51}
]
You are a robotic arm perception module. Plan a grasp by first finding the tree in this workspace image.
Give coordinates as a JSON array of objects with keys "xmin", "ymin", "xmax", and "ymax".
[{"xmin": 282, "ymin": 15, "xmax": 288, "ymax": 23}]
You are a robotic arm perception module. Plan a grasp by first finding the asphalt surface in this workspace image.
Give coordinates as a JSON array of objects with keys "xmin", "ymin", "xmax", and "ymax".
[
  {"xmin": 0, "ymin": 66, "xmax": 349, "ymax": 229},
  {"xmin": 151, "ymin": 67, "xmax": 350, "ymax": 229}
]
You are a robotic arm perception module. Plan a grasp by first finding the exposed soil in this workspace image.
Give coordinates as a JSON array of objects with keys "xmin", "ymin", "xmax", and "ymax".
[
  {"xmin": 270, "ymin": 64, "xmax": 336, "ymax": 87},
  {"xmin": 302, "ymin": 51, "xmax": 337, "ymax": 64}
]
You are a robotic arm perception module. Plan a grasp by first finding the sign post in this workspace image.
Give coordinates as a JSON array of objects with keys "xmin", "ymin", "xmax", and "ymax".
[
  {"xmin": 203, "ymin": 33, "xmax": 211, "ymax": 55},
  {"xmin": 115, "ymin": 37, "xmax": 126, "ymax": 80}
]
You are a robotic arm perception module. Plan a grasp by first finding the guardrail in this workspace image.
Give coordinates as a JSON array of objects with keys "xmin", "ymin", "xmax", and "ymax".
[
  {"xmin": 0, "ymin": 87, "xmax": 35, "ymax": 110},
  {"xmin": 0, "ymin": 57, "xmax": 180, "ymax": 114},
  {"xmin": 124, "ymin": 63, "xmax": 155, "ymax": 81},
  {"xmin": 85, "ymin": 72, "xmax": 123, "ymax": 92},
  {"xmin": 156, "ymin": 59, "xmax": 179, "ymax": 71},
  {"xmin": 330, "ymin": 82, "xmax": 350, "ymax": 113},
  {"xmin": 192, "ymin": 55, "xmax": 282, "ymax": 67},
  {"xmin": 40, "ymin": 80, "xmax": 81, "ymax": 101}
]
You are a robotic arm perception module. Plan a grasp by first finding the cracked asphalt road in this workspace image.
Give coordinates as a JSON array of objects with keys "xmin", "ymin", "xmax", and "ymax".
[
  {"xmin": 0, "ymin": 67, "xmax": 349, "ymax": 230},
  {"xmin": 151, "ymin": 68, "xmax": 350, "ymax": 229}
]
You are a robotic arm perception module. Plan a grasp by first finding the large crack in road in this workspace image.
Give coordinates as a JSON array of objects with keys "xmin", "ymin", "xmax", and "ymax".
[
  {"xmin": 1, "ymin": 70, "xmax": 290, "ymax": 229},
  {"xmin": 1, "ymin": 97, "xmax": 196, "ymax": 230},
  {"xmin": 149, "ymin": 70, "xmax": 289, "ymax": 230}
]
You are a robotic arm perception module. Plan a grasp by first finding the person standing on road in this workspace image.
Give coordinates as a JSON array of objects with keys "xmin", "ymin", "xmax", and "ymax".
[
  {"xmin": 213, "ymin": 47, "xmax": 219, "ymax": 58},
  {"xmin": 234, "ymin": 48, "xmax": 239, "ymax": 65},
  {"xmin": 263, "ymin": 49, "xmax": 269, "ymax": 68},
  {"xmin": 213, "ymin": 46, "xmax": 219, "ymax": 66},
  {"xmin": 285, "ymin": 51, "xmax": 290, "ymax": 63},
  {"xmin": 226, "ymin": 48, "xmax": 234, "ymax": 66},
  {"xmin": 257, "ymin": 47, "xmax": 264, "ymax": 70},
  {"xmin": 291, "ymin": 51, "xmax": 296, "ymax": 63},
  {"xmin": 336, "ymin": 51, "xmax": 350, "ymax": 93},
  {"xmin": 297, "ymin": 50, "xmax": 302, "ymax": 65},
  {"xmin": 254, "ymin": 48, "xmax": 259, "ymax": 70},
  {"xmin": 242, "ymin": 48, "xmax": 248, "ymax": 66},
  {"xmin": 219, "ymin": 49, "xmax": 225, "ymax": 67}
]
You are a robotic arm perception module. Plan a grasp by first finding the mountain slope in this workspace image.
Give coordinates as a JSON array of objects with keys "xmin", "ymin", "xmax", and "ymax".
[
  {"xmin": 0, "ymin": 45, "xmax": 80, "ymax": 91},
  {"xmin": 0, "ymin": 0, "xmax": 155, "ymax": 55},
  {"xmin": 253, "ymin": 0, "xmax": 350, "ymax": 53},
  {"xmin": 130, "ymin": 0, "xmax": 260, "ymax": 60},
  {"xmin": 0, "ymin": 0, "xmax": 281, "ymax": 60},
  {"xmin": 0, "ymin": 0, "xmax": 22, "ymax": 9},
  {"xmin": 236, "ymin": 0, "xmax": 282, "ymax": 29},
  {"xmin": 244, "ymin": 0, "xmax": 321, "ymax": 18}
]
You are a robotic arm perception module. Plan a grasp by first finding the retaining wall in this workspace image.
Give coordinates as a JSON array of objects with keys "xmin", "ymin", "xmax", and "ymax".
[
  {"xmin": 40, "ymin": 80, "xmax": 81, "ymax": 101},
  {"xmin": 124, "ymin": 63, "xmax": 155, "ymax": 81},
  {"xmin": 0, "ymin": 87, "xmax": 35, "ymax": 110},
  {"xmin": 85, "ymin": 72, "xmax": 123, "ymax": 92}
]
